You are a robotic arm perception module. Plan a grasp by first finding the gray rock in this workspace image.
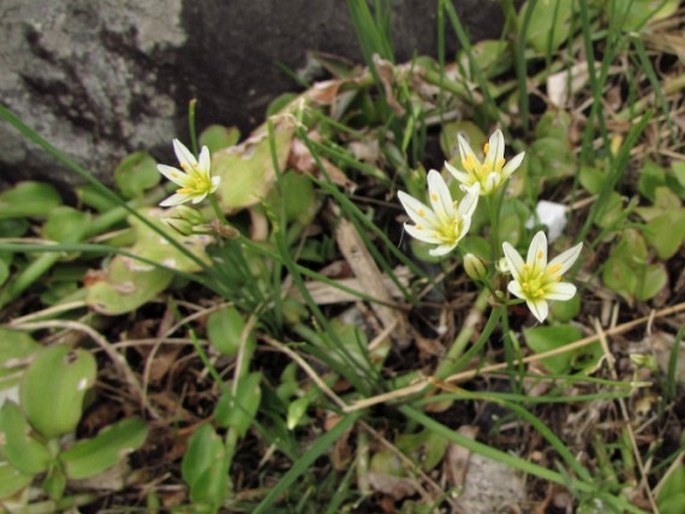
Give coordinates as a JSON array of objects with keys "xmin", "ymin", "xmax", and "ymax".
[{"xmin": 0, "ymin": 0, "xmax": 504, "ymax": 186}]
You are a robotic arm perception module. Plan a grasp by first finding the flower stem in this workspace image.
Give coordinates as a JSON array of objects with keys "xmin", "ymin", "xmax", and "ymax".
[{"xmin": 209, "ymin": 193, "xmax": 230, "ymax": 226}]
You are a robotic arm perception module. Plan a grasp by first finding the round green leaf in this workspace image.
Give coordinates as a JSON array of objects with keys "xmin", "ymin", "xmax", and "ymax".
[
  {"xmin": 0, "ymin": 401, "xmax": 52, "ymax": 474},
  {"xmin": 21, "ymin": 345, "xmax": 96, "ymax": 439},
  {"xmin": 199, "ymin": 125, "xmax": 241, "ymax": 153},
  {"xmin": 61, "ymin": 418, "xmax": 148, "ymax": 479},
  {"xmin": 114, "ymin": 151, "xmax": 160, "ymax": 199}
]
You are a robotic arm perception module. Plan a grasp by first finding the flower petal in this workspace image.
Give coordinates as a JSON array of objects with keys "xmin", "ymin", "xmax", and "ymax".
[
  {"xmin": 502, "ymin": 241, "xmax": 525, "ymax": 282},
  {"xmin": 502, "ymin": 151, "xmax": 525, "ymax": 178},
  {"xmin": 484, "ymin": 172, "xmax": 499, "ymax": 195},
  {"xmin": 198, "ymin": 145, "xmax": 211, "ymax": 174},
  {"xmin": 404, "ymin": 223, "xmax": 442, "ymax": 244},
  {"xmin": 445, "ymin": 161, "xmax": 472, "ymax": 185},
  {"xmin": 545, "ymin": 281, "xmax": 577, "ymax": 301},
  {"xmin": 157, "ymin": 164, "xmax": 187, "ymax": 186},
  {"xmin": 160, "ymin": 192, "xmax": 192, "ymax": 207},
  {"xmin": 173, "ymin": 139, "xmax": 198, "ymax": 169},
  {"xmin": 190, "ymin": 192, "xmax": 208, "ymax": 204},
  {"xmin": 211, "ymin": 175, "xmax": 221, "ymax": 192},
  {"xmin": 457, "ymin": 183, "xmax": 480, "ymax": 219},
  {"xmin": 397, "ymin": 191, "xmax": 439, "ymax": 227},
  {"xmin": 547, "ymin": 242, "xmax": 583, "ymax": 277},
  {"xmin": 486, "ymin": 129, "xmax": 505, "ymax": 165},
  {"xmin": 527, "ymin": 299, "xmax": 549, "ymax": 323},
  {"xmin": 507, "ymin": 280, "xmax": 525, "ymax": 299},
  {"xmin": 526, "ymin": 231, "xmax": 548, "ymax": 270},
  {"xmin": 429, "ymin": 242, "xmax": 458, "ymax": 257},
  {"xmin": 427, "ymin": 170, "xmax": 455, "ymax": 220}
]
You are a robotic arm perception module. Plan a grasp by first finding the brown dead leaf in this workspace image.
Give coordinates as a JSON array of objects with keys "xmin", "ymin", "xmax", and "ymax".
[
  {"xmin": 288, "ymin": 137, "xmax": 357, "ymax": 190},
  {"xmin": 373, "ymin": 54, "xmax": 406, "ymax": 116},
  {"xmin": 335, "ymin": 217, "xmax": 408, "ymax": 345}
]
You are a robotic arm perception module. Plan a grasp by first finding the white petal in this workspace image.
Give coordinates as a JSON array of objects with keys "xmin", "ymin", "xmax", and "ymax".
[
  {"xmin": 398, "ymin": 191, "xmax": 439, "ymax": 227},
  {"xmin": 173, "ymin": 139, "xmax": 198, "ymax": 168},
  {"xmin": 545, "ymin": 282, "xmax": 577, "ymax": 301},
  {"xmin": 484, "ymin": 172, "xmax": 499, "ymax": 195},
  {"xmin": 527, "ymin": 299, "xmax": 549, "ymax": 323},
  {"xmin": 502, "ymin": 242, "xmax": 525, "ymax": 282},
  {"xmin": 429, "ymin": 242, "xmax": 458, "ymax": 257},
  {"xmin": 444, "ymin": 161, "xmax": 472, "ymax": 185},
  {"xmin": 526, "ymin": 231, "xmax": 548, "ymax": 270},
  {"xmin": 457, "ymin": 183, "xmax": 480, "ymax": 219},
  {"xmin": 502, "ymin": 151, "xmax": 525, "ymax": 178},
  {"xmin": 427, "ymin": 170, "xmax": 455, "ymax": 220},
  {"xmin": 198, "ymin": 145, "xmax": 211, "ymax": 173},
  {"xmin": 190, "ymin": 192, "xmax": 208, "ymax": 204},
  {"xmin": 157, "ymin": 164, "xmax": 188, "ymax": 186},
  {"xmin": 487, "ymin": 129, "xmax": 505, "ymax": 164},
  {"xmin": 507, "ymin": 280, "xmax": 525, "ymax": 299},
  {"xmin": 457, "ymin": 134, "xmax": 476, "ymax": 162},
  {"xmin": 404, "ymin": 223, "xmax": 442, "ymax": 244},
  {"xmin": 547, "ymin": 242, "xmax": 583, "ymax": 277},
  {"xmin": 160, "ymin": 193, "xmax": 192, "ymax": 207}
]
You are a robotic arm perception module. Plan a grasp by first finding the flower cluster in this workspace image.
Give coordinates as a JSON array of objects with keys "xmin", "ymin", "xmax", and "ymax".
[{"xmin": 398, "ymin": 129, "xmax": 582, "ymax": 323}]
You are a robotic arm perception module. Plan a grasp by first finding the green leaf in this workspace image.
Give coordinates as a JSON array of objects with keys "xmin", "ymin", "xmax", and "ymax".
[
  {"xmin": 0, "ymin": 462, "xmax": 33, "ymax": 499},
  {"xmin": 579, "ymin": 165, "xmax": 607, "ymax": 195},
  {"xmin": 658, "ymin": 460, "xmax": 685, "ymax": 514},
  {"xmin": 21, "ymin": 345, "xmax": 96, "ymax": 439},
  {"xmin": 637, "ymin": 159, "xmax": 666, "ymax": 202},
  {"xmin": 207, "ymin": 306, "xmax": 255, "ymax": 357},
  {"xmin": 181, "ymin": 424, "xmax": 227, "ymax": 509},
  {"xmin": 643, "ymin": 211, "xmax": 685, "ymax": 259},
  {"xmin": 42, "ymin": 466, "xmax": 67, "ymax": 500},
  {"xmin": 199, "ymin": 125, "xmax": 241, "ymax": 153},
  {"xmin": 528, "ymin": 137, "xmax": 576, "ymax": 182},
  {"xmin": 524, "ymin": 325, "xmax": 601, "ymax": 375},
  {"xmin": 0, "ymin": 182, "xmax": 62, "ymax": 220},
  {"xmin": 213, "ymin": 115, "xmax": 295, "ymax": 211},
  {"xmin": 521, "ymin": 0, "xmax": 573, "ymax": 54},
  {"xmin": 440, "ymin": 121, "xmax": 486, "ymax": 161},
  {"xmin": 267, "ymin": 171, "xmax": 317, "ymax": 225},
  {"xmin": 550, "ymin": 293, "xmax": 581, "ymax": 322},
  {"xmin": 41, "ymin": 206, "xmax": 91, "ymax": 244},
  {"xmin": 0, "ymin": 401, "xmax": 52, "ymax": 474},
  {"xmin": 214, "ymin": 372, "xmax": 262, "ymax": 437},
  {"xmin": 60, "ymin": 418, "xmax": 148, "ymax": 479},
  {"xmin": 457, "ymin": 40, "xmax": 510, "ymax": 80},
  {"xmin": 114, "ymin": 151, "xmax": 160, "ymax": 200},
  {"xmin": 636, "ymin": 263, "xmax": 668, "ymax": 302}
]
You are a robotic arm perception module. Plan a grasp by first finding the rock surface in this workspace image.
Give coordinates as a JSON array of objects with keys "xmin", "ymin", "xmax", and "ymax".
[{"xmin": 0, "ymin": 0, "xmax": 504, "ymax": 186}]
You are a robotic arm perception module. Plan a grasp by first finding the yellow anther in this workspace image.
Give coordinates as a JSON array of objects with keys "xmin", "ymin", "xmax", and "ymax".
[
  {"xmin": 496, "ymin": 158, "xmax": 505, "ymax": 171},
  {"xmin": 547, "ymin": 263, "xmax": 562, "ymax": 274},
  {"xmin": 536, "ymin": 250, "xmax": 544, "ymax": 259},
  {"xmin": 417, "ymin": 208, "xmax": 426, "ymax": 216},
  {"xmin": 483, "ymin": 142, "xmax": 490, "ymax": 155},
  {"xmin": 431, "ymin": 193, "xmax": 438, "ymax": 202},
  {"xmin": 463, "ymin": 154, "xmax": 475, "ymax": 172}
]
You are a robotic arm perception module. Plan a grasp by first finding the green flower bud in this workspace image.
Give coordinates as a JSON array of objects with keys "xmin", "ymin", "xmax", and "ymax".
[
  {"xmin": 173, "ymin": 205, "xmax": 205, "ymax": 226},
  {"xmin": 163, "ymin": 217, "xmax": 194, "ymax": 236},
  {"xmin": 463, "ymin": 253, "xmax": 488, "ymax": 282}
]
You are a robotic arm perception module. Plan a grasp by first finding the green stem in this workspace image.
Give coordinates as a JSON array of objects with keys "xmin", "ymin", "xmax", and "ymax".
[
  {"xmin": 209, "ymin": 194, "xmax": 230, "ymax": 227},
  {"xmin": 435, "ymin": 289, "xmax": 494, "ymax": 379}
]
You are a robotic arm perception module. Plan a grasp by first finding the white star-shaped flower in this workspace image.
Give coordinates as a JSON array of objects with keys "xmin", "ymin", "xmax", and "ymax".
[
  {"xmin": 502, "ymin": 231, "xmax": 583, "ymax": 322},
  {"xmin": 445, "ymin": 129, "xmax": 525, "ymax": 196},
  {"xmin": 157, "ymin": 139, "xmax": 220, "ymax": 207},
  {"xmin": 398, "ymin": 170, "xmax": 480, "ymax": 257}
]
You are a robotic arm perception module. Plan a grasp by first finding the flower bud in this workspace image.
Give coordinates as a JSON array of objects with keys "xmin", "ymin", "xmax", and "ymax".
[
  {"xmin": 463, "ymin": 253, "xmax": 488, "ymax": 282},
  {"xmin": 173, "ymin": 205, "xmax": 205, "ymax": 226}
]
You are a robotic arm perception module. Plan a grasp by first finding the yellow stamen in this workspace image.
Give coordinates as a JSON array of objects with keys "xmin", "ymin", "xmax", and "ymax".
[
  {"xmin": 536, "ymin": 250, "xmax": 544, "ymax": 259},
  {"xmin": 417, "ymin": 208, "xmax": 426, "ymax": 216},
  {"xmin": 496, "ymin": 158, "xmax": 505, "ymax": 171},
  {"xmin": 483, "ymin": 142, "xmax": 490, "ymax": 155},
  {"xmin": 431, "ymin": 193, "xmax": 438, "ymax": 202}
]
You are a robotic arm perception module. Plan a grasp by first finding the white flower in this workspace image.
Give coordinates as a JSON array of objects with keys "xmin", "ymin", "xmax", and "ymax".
[
  {"xmin": 445, "ymin": 129, "xmax": 525, "ymax": 196},
  {"xmin": 502, "ymin": 231, "xmax": 583, "ymax": 322},
  {"xmin": 157, "ymin": 139, "xmax": 220, "ymax": 206},
  {"xmin": 398, "ymin": 170, "xmax": 480, "ymax": 257}
]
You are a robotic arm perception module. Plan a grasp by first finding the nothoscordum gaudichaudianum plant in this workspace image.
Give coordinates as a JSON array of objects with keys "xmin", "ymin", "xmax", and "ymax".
[
  {"xmin": 502, "ymin": 231, "xmax": 583, "ymax": 322},
  {"xmin": 397, "ymin": 169, "xmax": 480, "ymax": 257},
  {"xmin": 157, "ymin": 139, "xmax": 220, "ymax": 207},
  {"xmin": 445, "ymin": 129, "xmax": 525, "ymax": 196}
]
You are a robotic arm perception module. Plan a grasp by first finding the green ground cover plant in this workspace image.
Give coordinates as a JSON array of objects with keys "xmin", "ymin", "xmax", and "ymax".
[{"xmin": 1, "ymin": 0, "xmax": 685, "ymax": 512}]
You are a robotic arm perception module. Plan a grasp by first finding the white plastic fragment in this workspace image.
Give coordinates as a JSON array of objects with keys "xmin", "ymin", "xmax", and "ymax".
[{"xmin": 525, "ymin": 200, "xmax": 568, "ymax": 242}]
